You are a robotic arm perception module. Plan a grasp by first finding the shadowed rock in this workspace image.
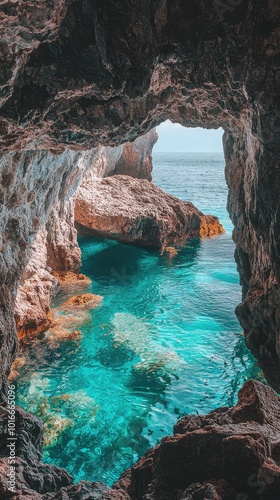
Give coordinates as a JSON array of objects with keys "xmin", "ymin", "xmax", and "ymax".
[{"xmin": 114, "ymin": 380, "xmax": 280, "ymax": 499}]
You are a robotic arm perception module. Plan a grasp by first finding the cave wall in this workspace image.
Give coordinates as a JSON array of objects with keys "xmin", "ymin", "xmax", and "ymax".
[{"xmin": 13, "ymin": 129, "xmax": 157, "ymax": 339}]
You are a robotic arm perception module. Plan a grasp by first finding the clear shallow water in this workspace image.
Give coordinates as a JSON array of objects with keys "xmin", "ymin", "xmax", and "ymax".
[{"xmin": 15, "ymin": 152, "xmax": 262, "ymax": 486}]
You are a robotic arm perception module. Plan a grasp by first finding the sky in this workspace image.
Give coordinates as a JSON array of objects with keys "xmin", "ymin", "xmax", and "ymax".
[{"xmin": 153, "ymin": 120, "xmax": 224, "ymax": 153}]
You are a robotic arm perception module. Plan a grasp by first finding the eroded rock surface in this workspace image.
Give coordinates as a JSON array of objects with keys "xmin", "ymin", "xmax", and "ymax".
[
  {"xmin": 114, "ymin": 380, "xmax": 280, "ymax": 499},
  {"xmin": 13, "ymin": 129, "xmax": 157, "ymax": 340},
  {"xmin": 0, "ymin": 0, "xmax": 278, "ymax": 388},
  {"xmin": 75, "ymin": 175, "xmax": 224, "ymax": 249}
]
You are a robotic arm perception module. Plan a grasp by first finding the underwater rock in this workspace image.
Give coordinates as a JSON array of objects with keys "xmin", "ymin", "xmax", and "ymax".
[
  {"xmin": 114, "ymin": 380, "xmax": 280, "ymax": 499},
  {"xmin": 45, "ymin": 328, "xmax": 82, "ymax": 342},
  {"xmin": 51, "ymin": 309, "xmax": 91, "ymax": 332},
  {"xmin": 112, "ymin": 312, "xmax": 181, "ymax": 376},
  {"xmin": 52, "ymin": 390, "xmax": 99, "ymax": 423},
  {"xmin": 75, "ymin": 175, "xmax": 224, "ymax": 249},
  {"xmin": 162, "ymin": 246, "xmax": 178, "ymax": 258},
  {"xmin": 43, "ymin": 414, "xmax": 74, "ymax": 448},
  {"xmin": 52, "ymin": 271, "xmax": 91, "ymax": 287},
  {"xmin": 62, "ymin": 293, "xmax": 103, "ymax": 310}
]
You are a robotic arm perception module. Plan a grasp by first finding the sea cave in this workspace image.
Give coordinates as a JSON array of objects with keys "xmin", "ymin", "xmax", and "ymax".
[{"xmin": 0, "ymin": 1, "xmax": 280, "ymax": 499}]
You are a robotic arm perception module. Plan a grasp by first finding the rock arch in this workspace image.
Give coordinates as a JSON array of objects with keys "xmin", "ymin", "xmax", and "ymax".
[{"xmin": 0, "ymin": 0, "xmax": 280, "ymax": 496}]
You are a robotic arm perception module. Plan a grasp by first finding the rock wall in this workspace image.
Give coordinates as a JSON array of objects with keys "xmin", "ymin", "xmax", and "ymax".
[{"xmin": 14, "ymin": 129, "xmax": 158, "ymax": 339}]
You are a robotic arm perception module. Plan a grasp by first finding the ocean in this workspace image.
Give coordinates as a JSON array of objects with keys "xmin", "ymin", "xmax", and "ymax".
[{"xmin": 15, "ymin": 152, "xmax": 261, "ymax": 485}]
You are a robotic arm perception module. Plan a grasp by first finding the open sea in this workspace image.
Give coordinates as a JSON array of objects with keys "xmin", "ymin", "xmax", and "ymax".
[{"xmin": 15, "ymin": 152, "xmax": 261, "ymax": 485}]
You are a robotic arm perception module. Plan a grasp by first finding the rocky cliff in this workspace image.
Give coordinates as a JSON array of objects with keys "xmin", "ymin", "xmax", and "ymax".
[
  {"xmin": 0, "ymin": 0, "xmax": 280, "ymax": 498},
  {"xmin": 14, "ymin": 129, "xmax": 157, "ymax": 338}
]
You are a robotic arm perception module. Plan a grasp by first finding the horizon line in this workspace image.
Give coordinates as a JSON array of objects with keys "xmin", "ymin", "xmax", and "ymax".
[{"xmin": 153, "ymin": 151, "xmax": 224, "ymax": 154}]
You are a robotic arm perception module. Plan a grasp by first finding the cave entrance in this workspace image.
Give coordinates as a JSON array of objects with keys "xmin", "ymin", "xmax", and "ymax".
[{"xmin": 14, "ymin": 122, "xmax": 262, "ymax": 486}]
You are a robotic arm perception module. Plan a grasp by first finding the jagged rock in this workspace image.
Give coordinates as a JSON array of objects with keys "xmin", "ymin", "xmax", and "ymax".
[
  {"xmin": 42, "ymin": 481, "xmax": 130, "ymax": 500},
  {"xmin": 14, "ymin": 228, "xmax": 59, "ymax": 339},
  {"xmin": 13, "ymin": 129, "xmax": 157, "ymax": 342},
  {"xmin": 114, "ymin": 380, "xmax": 280, "ymax": 499},
  {"xmin": 105, "ymin": 129, "xmax": 158, "ymax": 181},
  {"xmin": 52, "ymin": 271, "xmax": 91, "ymax": 286},
  {"xmin": 62, "ymin": 293, "xmax": 103, "ymax": 310},
  {"xmin": 0, "ymin": 457, "xmax": 73, "ymax": 499},
  {"xmin": 75, "ymin": 175, "xmax": 224, "ymax": 249},
  {"xmin": 46, "ymin": 199, "xmax": 82, "ymax": 274}
]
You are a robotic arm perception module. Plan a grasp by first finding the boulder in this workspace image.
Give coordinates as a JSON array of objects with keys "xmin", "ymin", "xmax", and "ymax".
[{"xmin": 75, "ymin": 175, "xmax": 224, "ymax": 249}]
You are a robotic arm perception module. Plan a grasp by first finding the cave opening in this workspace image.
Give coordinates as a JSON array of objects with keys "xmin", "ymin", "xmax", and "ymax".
[
  {"xmin": 0, "ymin": 1, "xmax": 279, "ymax": 497},
  {"xmin": 13, "ymin": 123, "xmax": 262, "ymax": 486}
]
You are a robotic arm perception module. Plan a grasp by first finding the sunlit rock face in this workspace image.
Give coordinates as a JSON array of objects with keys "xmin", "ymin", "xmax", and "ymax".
[
  {"xmin": 0, "ymin": 0, "xmax": 279, "ymax": 497},
  {"xmin": 14, "ymin": 129, "xmax": 157, "ymax": 340},
  {"xmin": 75, "ymin": 174, "xmax": 224, "ymax": 248}
]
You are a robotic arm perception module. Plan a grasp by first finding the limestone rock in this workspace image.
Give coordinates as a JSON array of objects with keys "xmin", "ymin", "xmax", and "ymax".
[
  {"xmin": 13, "ymin": 130, "xmax": 157, "ymax": 343},
  {"xmin": 106, "ymin": 129, "xmax": 158, "ymax": 181},
  {"xmin": 81, "ymin": 130, "xmax": 158, "ymax": 183},
  {"xmin": 75, "ymin": 175, "xmax": 224, "ymax": 249},
  {"xmin": 0, "ymin": 0, "xmax": 279, "ymax": 497},
  {"xmin": 14, "ymin": 228, "xmax": 59, "ymax": 340}
]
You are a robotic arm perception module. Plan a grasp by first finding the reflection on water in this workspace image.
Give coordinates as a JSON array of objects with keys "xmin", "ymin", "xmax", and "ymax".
[{"xmin": 15, "ymin": 153, "xmax": 263, "ymax": 486}]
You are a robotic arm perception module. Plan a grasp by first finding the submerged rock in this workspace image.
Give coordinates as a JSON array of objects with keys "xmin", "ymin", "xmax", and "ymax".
[
  {"xmin": 52, "ymin": 271, "xmax": 91, "ymax": 287},
  {"xmin": 162, "ymin": 246, "xmax": 178, "ymax": 258},
  {"xmin": 45, "ymin": 328, "xmax": 82, "ymax": 342},
  {"xmin": 75, "ymin": 175, "xmax": 224, "ymax": 249},
  {"xmin": 112, "ymin": 312, "xmax": 182, "ymax": 376},
  {"xmin": 62, "ymin": 293, "xmax": 103, "ymax": 310}
]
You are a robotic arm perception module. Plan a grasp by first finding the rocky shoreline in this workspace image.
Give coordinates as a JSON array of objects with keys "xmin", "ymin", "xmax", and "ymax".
[
  {"xmin": 1, "ymin": 380, "xmax": 280, "ymax": 499},
  {"xmin": 14, "ymin": 132, "xmax": 224, "ymax": 340}
]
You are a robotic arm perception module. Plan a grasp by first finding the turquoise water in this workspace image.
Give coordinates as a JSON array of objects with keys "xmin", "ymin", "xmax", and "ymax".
[{"xmin": 15, "ymin": 152, "xmax": 261, "ymax": 486}]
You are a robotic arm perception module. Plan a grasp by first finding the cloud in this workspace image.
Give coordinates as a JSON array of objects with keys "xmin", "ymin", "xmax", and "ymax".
[{"xmin": 157, "ymin": 120, "xmax": 183, "ymax": 130}]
